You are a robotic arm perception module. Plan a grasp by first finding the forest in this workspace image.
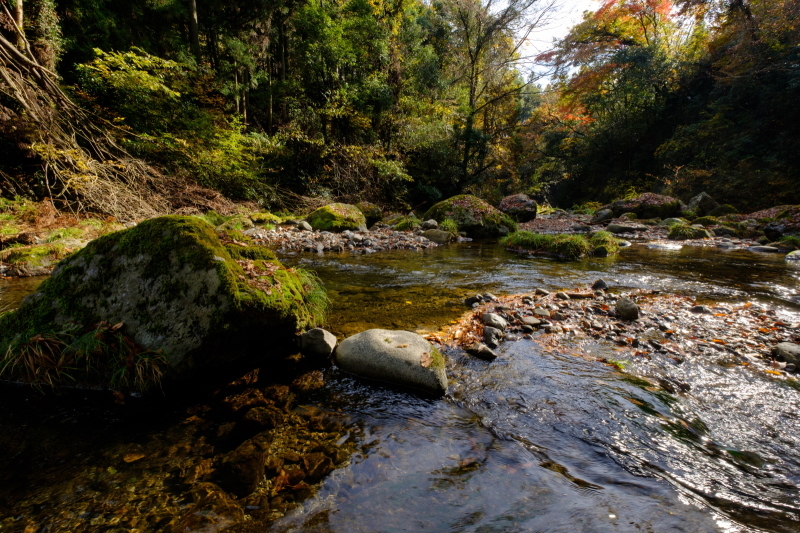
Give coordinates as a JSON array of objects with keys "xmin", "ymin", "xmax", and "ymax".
[{"xmin": 0, "ymin": 0, "xmax": 798, "ymax": 216}]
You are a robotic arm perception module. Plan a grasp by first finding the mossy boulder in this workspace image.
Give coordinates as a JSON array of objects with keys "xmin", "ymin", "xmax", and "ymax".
[
  {"xmin": 250, "ymin": 212, "xmax": 282, "ymax": 225},
  {"xmin": 0, "ymin": 216, "xmax": 327, "ymax": 391},
  {"xmin": 216, "ymin": 215, "xmax": 255, "ymax": 232},
  {"xmin": 667, "ymin": 223, "xmax": 713, "ymax": 240},
  {"xmin": 424, "ymin": 195, "xmax": 517, "ymax": 238},
  {"xmin": 307, "ymin": 203, "xmax": 367, "ymax": 232},
  {"xmin": 498, "ymin": 194, "xmax": 537, "ymax": 222},
  {"xmin": 707, "ymin": 204, "xmax": 739, "ymax": 217},
  {"xmin": 764, "ymin": 206, "xmax": 800, "ymax": 241},
  {"xmin": 693, "ymin": 216, "xmax": 719, "ymax": 227},
  {"xmin": 602, "ymin": 193, "xmax": 682, "ymax": 220},
  {"xmin": 355, "ymin": 202, "xmax": 383, "ymax": 227},
  {"xmin": 686, "ymin": 192, "xmax": 719, "ymax": 216}
]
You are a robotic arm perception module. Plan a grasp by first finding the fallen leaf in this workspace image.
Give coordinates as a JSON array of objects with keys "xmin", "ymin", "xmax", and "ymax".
[
  {"xmin": 765, "ymin": 370, "xmax": 783, "ymax": 375},
  {"xmin": 124, "ymin": 453, "xmax": 146, "ymax": 463},
  {"xmin": 420, "ymin": 352, "xmax": 432, "ymax": 367},
  {"xmin": 396, "ymin": 344, "xmax": 409, "ymax": 348}
]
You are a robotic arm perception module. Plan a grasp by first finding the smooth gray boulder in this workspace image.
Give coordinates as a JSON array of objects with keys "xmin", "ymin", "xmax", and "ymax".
[
  {"xmin": 466, "ymin": 343, "xmax": 497, "ymax": 361},
  {"xmin": 334, "ymin": 329, "xmax": 447, "ymax": 395},
  {"xmin": 590, "ymin": 208, "xmax": 614, "ymax": 224},
  {"xmin": 616, "ymin": 297, "xmax": 640, "ymax": 320},
  {"xmin": 481, "ymin": 312, "xmax": 508, "ymax": 331},
  {"xmin": 787, "ymin": 251, "xmax": 800, "ymax": 261},
  {"xmin": 483, "ymin": 326, "xmax": 503, "ymax": 348},
  {"xmin": 422, "ymin": 229, "xmax": 455, "ymax": 244},
  {"xmin": 421, "ymin": 219, "xmax": 439, "ymax": 230},
  {"xmin": 299, "ymin": 328, "xmax": 337, "ymax": 358}
]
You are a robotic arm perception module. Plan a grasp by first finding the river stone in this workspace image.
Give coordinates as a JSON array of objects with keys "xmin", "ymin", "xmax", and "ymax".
[
  {"xmin": 590, "ymin": 208, "xmax": 614, "ymax": 224},
  {"xmin": 334, "ymin": 329, "xmax": 447, "ymax": 395},
  {"xmin": 421, "ymin": 219, "xmax": 439, "ymax": 230},
  {"xmin": 466, "ymin": 343, "xmax": 497, "ymax": 361},
  {"xmin": 687, "ymin": 192, "xmax": 719, "ymax": 216},
  {"xmin": 659, "ymin": 218, "xmax": 686, "ymax": 227},
  {"xmin": 773, "ymin": 343, "xmax": 800, "ymax": 366},
  {"xmin": 533, "ymin": 308, "xmax": 551, "ymax": 318},
  {"xmin": 748, "ymin": 246, "xmax": 781, "ymax": 253},
  {"xmin": 521, "ymin": 317, "xmax": 542, "ymax": 327},
  {"xmin": 483, "ymin": 326, "xmax": 504, "ymax": 348},
  {"xmin": 0, "ymin": 216, "xmax": 325, "ymax": 391},
  {"xmin": 481, "ymin": 312, "xmax": 508, "ymax": 331},
  {"xmin": 607, "ymin": 223, "xmax": 648, "ymax": 234},
  {"xmin": 616, "ymin": 297, "xmax": 639, "ymax": 320},
  {"xmin": 786, "ymin": 251, "xmax": 800, "ymax": 261},
  {"xmin": 297, "ymin": 221, "xmax": 313, "ymax": 231},
  {"xmin": 591, "ymin": 279, "xmax": 609, "ymax": 290},
  {"xmin": 299, "ymin": 328, "xmax": 337, "ymax": 359},
  {"xmin": 422, "ymin": 229, "xmax": 455, "ymax": 244}
]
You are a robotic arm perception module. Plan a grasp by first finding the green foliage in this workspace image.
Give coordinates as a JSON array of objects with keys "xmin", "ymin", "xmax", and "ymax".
[
  {"xmin": 439, "ymin": 219, "xmax": 459, "ymax": 233},
  {"xmin": 394, "ymin": 216, "xmax": 421, "ymax": 231},
  {"xmin": 501, "ymin": 231, "xmax": 592, "ymax": 260},
  {"xmin": 693, "ymin": 216, "xmax": 718, "ymax": 227}
]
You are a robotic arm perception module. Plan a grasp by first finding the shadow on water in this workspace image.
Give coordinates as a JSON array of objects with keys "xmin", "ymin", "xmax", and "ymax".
[{"xmin": 2, "ymin": 242, "xmax": 800, "ymax": 532}]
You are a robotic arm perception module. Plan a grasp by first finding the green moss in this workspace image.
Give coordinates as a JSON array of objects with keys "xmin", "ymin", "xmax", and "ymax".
[
  {"xmin": 439, "ymin": 219, "xmax": 458, "ymax": 233},
  {"xmin": 778, "ymin": 235, "xmax": 800, "ymax": 249},
  {"xmin": 45, "ymin": 227, "xmax": 85, "ymax": 242},
  {"xmin": 307, "ymin": 203, "xmax": 366, "ymax": 232},
  {"xmin": 668, "ymin": 223, "xmax": 712, "ymax": 240},
  {"xmin": 203, "ymin": 210, "xmax": 226, "ymax": 227},
  {"xmin": 589, "ymin": 231, "xmax": 621, "ymax": 254},
  {"xmin": 501, "ymin": 231, "xmax": 593, "ymax": 260},
  {"xmin": 216, "ymin": 215, "xmax": 254, "ymax": 231},
  {"xmin": 1, "ymin": 243, "xmax": 72, "ymax": 266},
  {"xmin": 355, "ymin": 202, "xmax": 383, "ymax": 226},
  {"xmin": 250, "ymin": 212, "xmax": 282, "ymax": 225},
  {"xmin": 394, "ymin": 216, "xmax": 420, "ymax": 231},
  {"xmin": 430, "ymin": 346, "xmax": 445, "ymax": 371},
  {"xmin": 78, "ymin": 218, "xmax": 105, "ymax": 229},
  {"xmin": 693, "ymin": 216, "xmax": 719, "ymax": 227}
]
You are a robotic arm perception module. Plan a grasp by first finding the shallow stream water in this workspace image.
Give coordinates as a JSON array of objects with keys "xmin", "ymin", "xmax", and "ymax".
[{"xmin": 2, "ymin": 242, "xmax": 800, "ymax": 532}]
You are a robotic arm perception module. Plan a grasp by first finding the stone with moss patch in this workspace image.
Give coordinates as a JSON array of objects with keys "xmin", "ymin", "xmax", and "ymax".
[
  {"xmin": 424, "ymin": 195, "xmax": 517, "ymax": 238},
  {"xmin": 0, "ymin": 216, "xmax": 327, "ymax": 391},
  {"xmin": 498, "ymin": 194, "xmax": 537, "ymax": 222},
  {"xmin": 668, "ymin": 223, "xmax": 713, "ymax": 240},
  {"xmin": 307, "ymin": 204, "xmax": 367, "ymax": 232},
  {"xmin": 216, "ymin": 215, "xmax": 255, "ymax": 232},
  {"xmin": 602, "ymin": 193, "xmax": 682, "ymax": 220},
  {"xmin": 250, "ymin": 212, "xmax": 282, "ymax": 225},
  {"xmin": 355, "ymin": 202, "xmax": 383, "ymax": 227}
]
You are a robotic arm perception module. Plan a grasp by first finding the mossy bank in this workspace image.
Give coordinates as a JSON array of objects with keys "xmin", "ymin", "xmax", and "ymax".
[{"xmin": 0, "ymin": 216, "xmax": 327, "ymax": 392}]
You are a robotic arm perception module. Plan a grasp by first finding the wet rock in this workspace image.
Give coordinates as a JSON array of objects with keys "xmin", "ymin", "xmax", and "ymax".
[
  {"xmin": 466, "ymin": 343, "xmax": 497, "ymax": 361},
  {"xmin": 297, "ymin": 221, "xmax": 313, "ymax": 231},
  {"xmin": 534, "ymin": 288, "xmax": 550, "ymax": 296},
  {"xmin": 483, "ymin": 293, "xmax": 498, "ymax": 301},
  {"xmin": 335, "ymin": 329, "xmax": 447, "ymax": 395},
  {"xmin": 533, "ymin": 308, "xmax": 551, "ymax": 318},
  {"xmin": 616, "ymin": 297, "xmax": 639, "ymax": 320},
  {"xmin": 483, "ymin": 326, "xmax": 504, "ymax": 348},
  {"xmin": 713, "ymin": 226, "xmax": 739, "ymax": 237},
  {"xmin": 179, "ymin": 482, "xmax": 246, "ymax": 531},
  {"xmin": 214, "ymin": 441, "xmax": 266, "ymax": 497},
  {"xmin": 773, "ymin": 343, "xmax": 800, "ymax": 367},
  {"xmin": 690, "ymin": 305, "xmax": 712, "ymax": 314},
  {"xmin": 555, "ymin": 292, "xmax": 570, "ymax": 300},
  {"xmin": 787, "ymin": 250, "xmax": 800, "ymax": 261},
  {"xmin": 465, "ymin": 294, "xmax": 483, "ymax": 307},
  {"xmin": 299, "ymin": 328, "xmax": 337, "ymax": 359},
  {"xmin": 481, "ymin": 312, "xmax": 508, "ymax": 331},
  {"xmin": 591, "ymin": 279, "xmax": 609, "ymax": 290},
  {"xmin": 422, "ymin": 229, "xmax": 455, "ymax": 244},
  {"xmin": 302, "ymin": 452, "xmax": 335, "ymax": 483},
  {"xmin": 748, "ymin": 245, "xmax": 781, "ymax": 253},
  {"xmin": 590, "ymin": 208, "xmax": 614, "ymax": 224},
  {"xmin": 498, "ymin": 193, "xmax": 538, "ymax": 222},
  {"xmin": 242, "ymin": 406, "xmax": 285, "ymax": 431}
]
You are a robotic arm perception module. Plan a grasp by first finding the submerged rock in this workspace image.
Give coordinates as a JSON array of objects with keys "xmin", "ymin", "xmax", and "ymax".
[
  {"xmin": 424, "ymin": 195, "xmax": 517, "ymax": 238},
  {"xmin": 773, "ymin": 342, "xmax": 800, "ymax": 367},
  {"xmin": 334, "ymin": 329, "xmax": 447, "ymax": 395},
  {"xmin": 466, "ymin": 343, "xmax": 497, "ymax": 361},
  {"xmin": 0, "ymin": 216, "xmax": 327, "ymax": 391},
  {"xmin": 422, "ymin": 229, "xmax": 455, "ymax": 244}
]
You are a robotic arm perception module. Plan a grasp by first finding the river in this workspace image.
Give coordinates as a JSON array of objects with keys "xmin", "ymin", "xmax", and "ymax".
[{"xmin": 1, "ymin": 242, "xmax": 799, "ymax": 532}]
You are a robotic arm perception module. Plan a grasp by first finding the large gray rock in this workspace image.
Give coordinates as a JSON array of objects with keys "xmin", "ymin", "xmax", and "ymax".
[
  {"xmin": 299, "ymin": 328, "xmax": 337, "ymax": 358},
  {"xmin": 590, "ymin": 208, "xmax": 614, "ymax": 224},
  {"xmin": 334, "ymin": 329, "xmax": 447, "ymax": 395},
  {"xmin": 483, "ymin": 326, "xmax": 503, "ymax": 348},
  {"xmin": 773, "ymin": 343, "xmax": 800, "ymax": 366},
  {"xmin": 687, "ymin": 192, "xmax": 719, "ymax": 216},
  {"xmin": 498, "ymin": 194, "xmax": 538, "ymax": 222},
  {"xmin": 616, "ymin": 297, "xmax": 639, "ymax": 320},
  {"xmin": 422, "ymin": 229, "xmax": 455, "ymax": 244}
]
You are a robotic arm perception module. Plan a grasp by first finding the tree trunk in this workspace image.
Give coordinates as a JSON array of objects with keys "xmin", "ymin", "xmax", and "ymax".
[
  {"xmin": 13, "ymin": 0, "xmax": 23, "ymax": 48},
  {"xmin": 189, "ymin": 0, "xmax": 200, "ymax": 60}
]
